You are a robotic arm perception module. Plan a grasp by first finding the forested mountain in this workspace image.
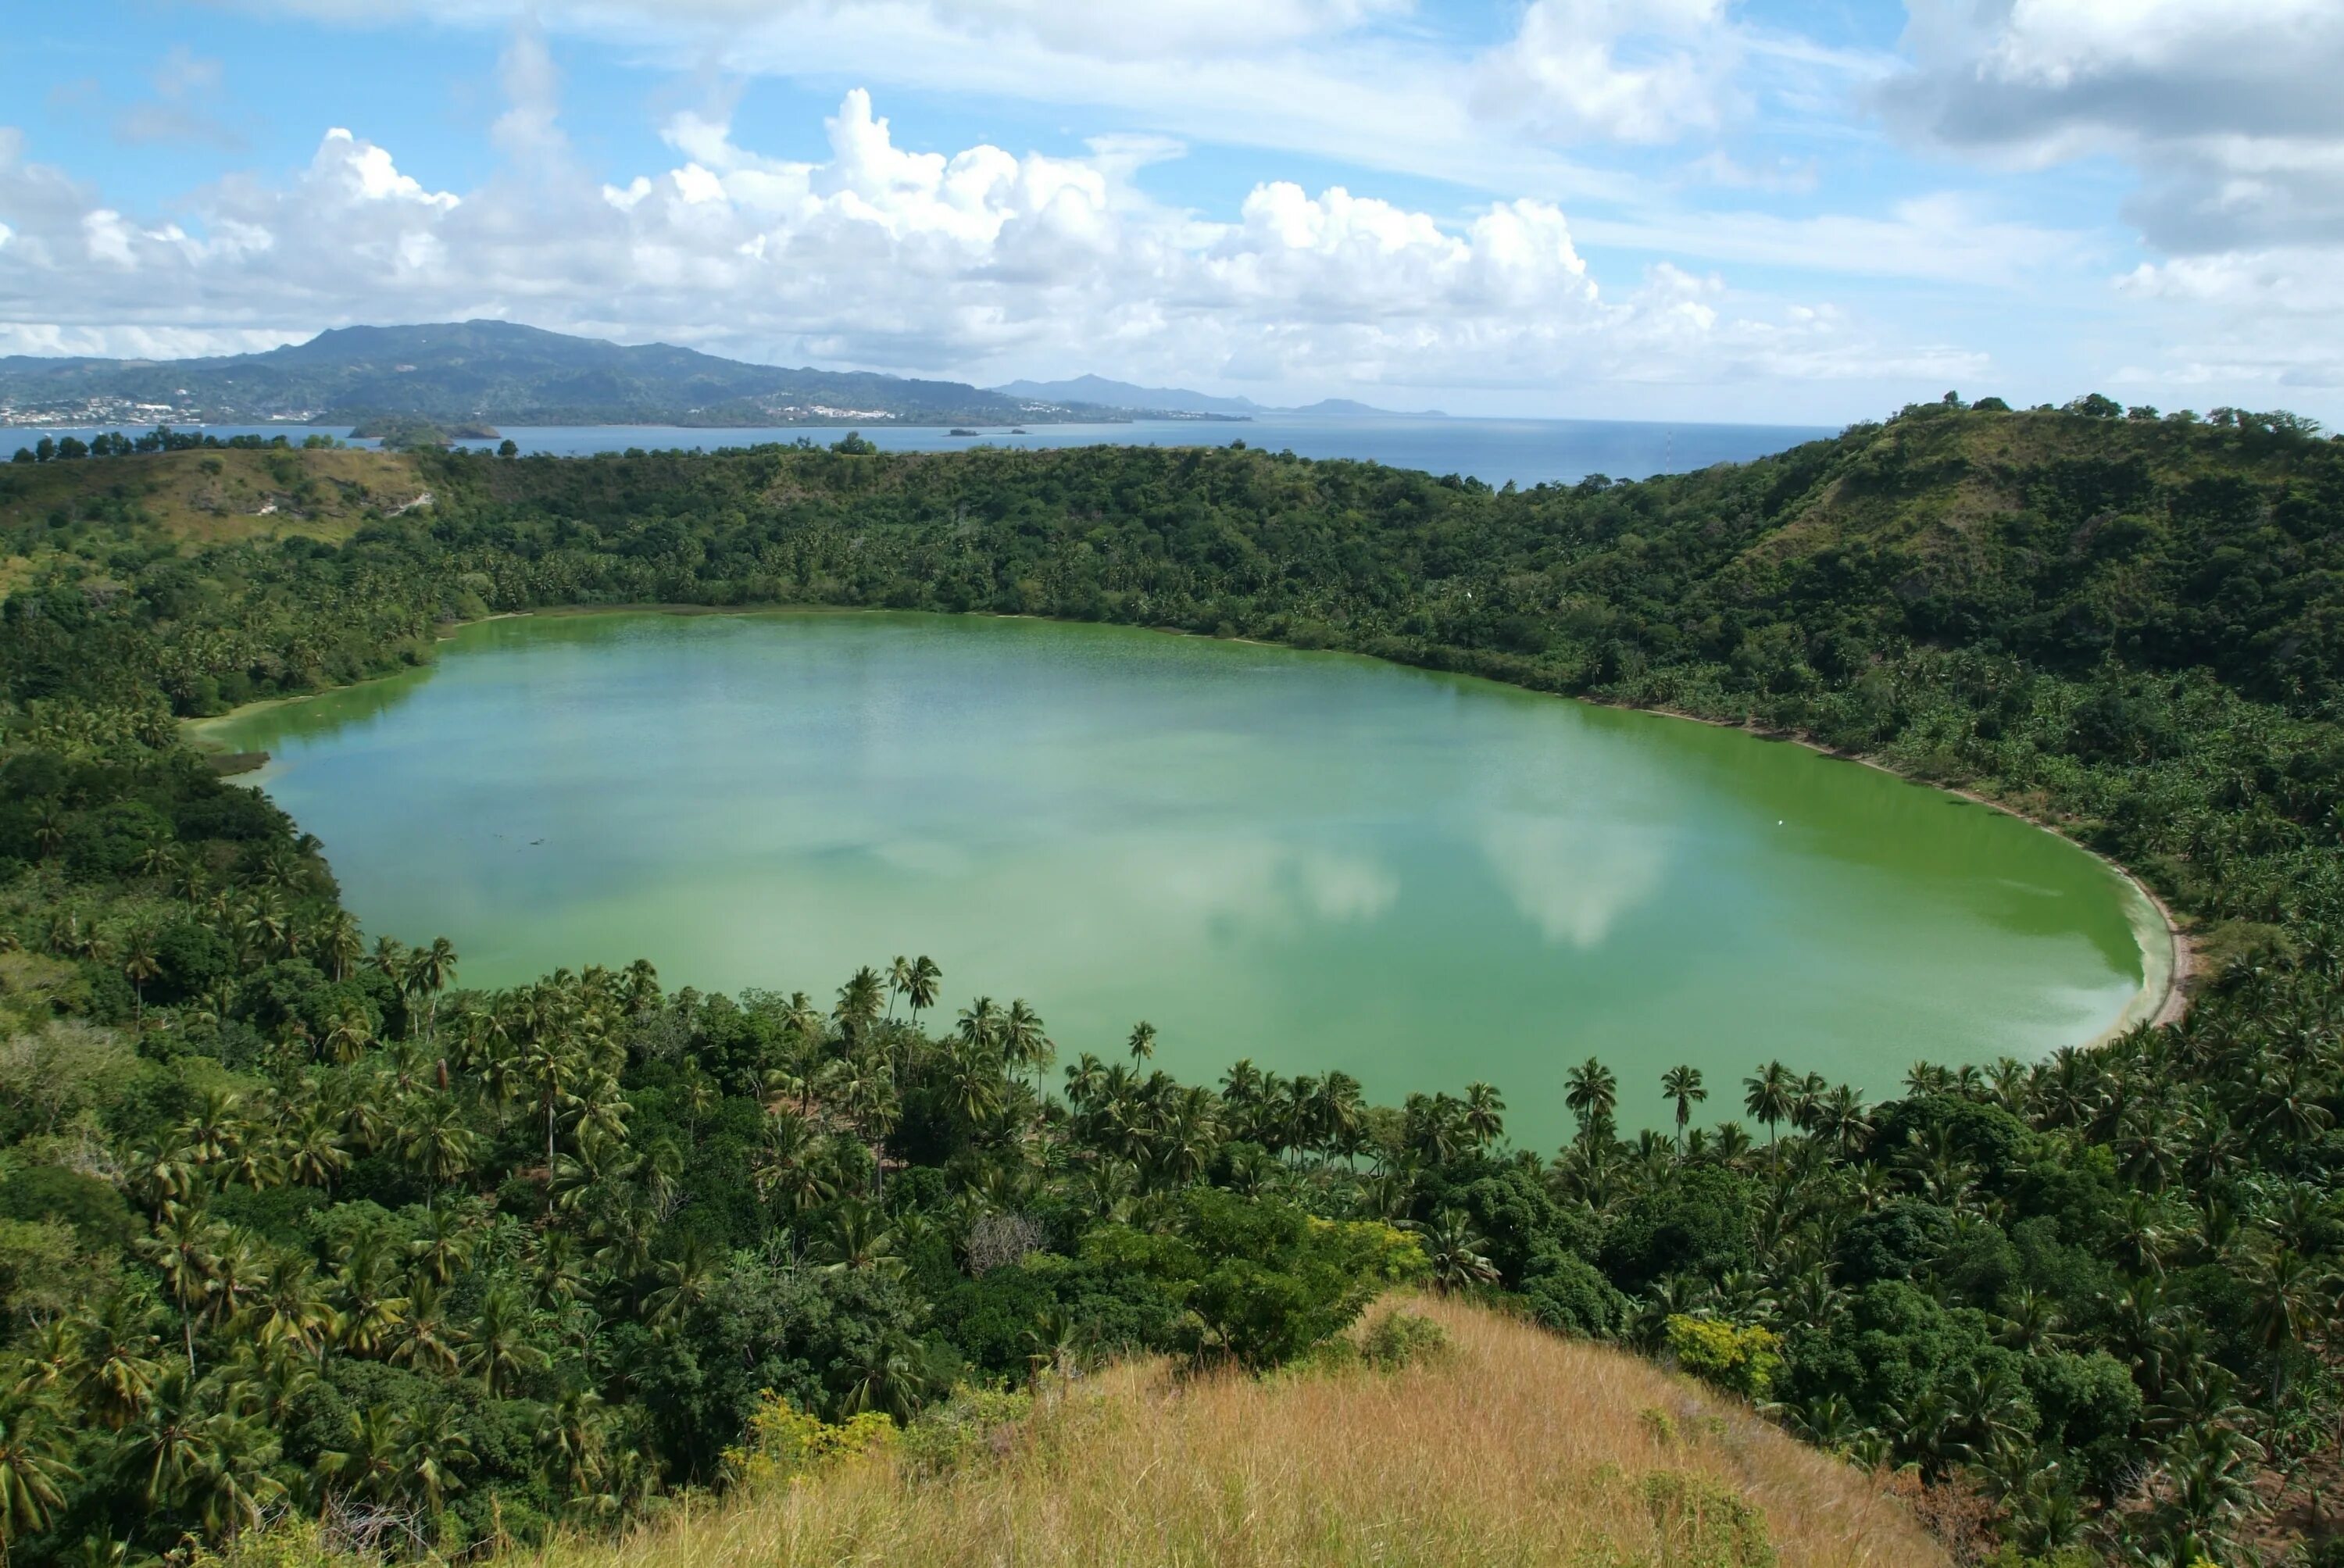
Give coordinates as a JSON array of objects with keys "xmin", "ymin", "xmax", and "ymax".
[
  {"xmin": 0, "ymin": 395, "xmax": 2339, "ymax": 1568},
  {"xmin": 0, "ymin": 322, "xmax": 1181, "ymax": 430}
]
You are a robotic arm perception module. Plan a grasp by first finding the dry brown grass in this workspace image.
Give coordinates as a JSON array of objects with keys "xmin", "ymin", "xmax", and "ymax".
[
  {"xmin": 0, "ymin": 447, "xmax": 427, "ymax": 544},
  {"xmin": 546, "ymin": 1296, "xmax": 1942, "ymax": 1568}
]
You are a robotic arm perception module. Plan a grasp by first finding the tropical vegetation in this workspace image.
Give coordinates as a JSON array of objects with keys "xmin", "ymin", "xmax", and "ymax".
[{"xmin": 0, "ymin": 393, "xmax": 2339, "ymax": 1566}]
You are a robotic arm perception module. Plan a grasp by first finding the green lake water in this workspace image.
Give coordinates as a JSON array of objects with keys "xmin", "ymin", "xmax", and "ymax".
[{"xmin": 204, "ymin": 611, "xmax": 2165, "ymax": 1149}]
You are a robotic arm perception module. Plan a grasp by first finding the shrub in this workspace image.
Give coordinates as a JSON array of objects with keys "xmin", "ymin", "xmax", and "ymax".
[
  {"xmin": 1359, "ymin": 1309, "xmax": 1449, "ymax": 1370},
  {"xmin": 719, "ymin": 1392, "xmax": 896, "ymax": 1488},
  {"xmin": 898, "ymin": 1384, "xmax": 1032, "ymax": 1474},
  {"xmin": 1663, "ymin": 1316, "xmax": 1783, "ymax": 1401}
]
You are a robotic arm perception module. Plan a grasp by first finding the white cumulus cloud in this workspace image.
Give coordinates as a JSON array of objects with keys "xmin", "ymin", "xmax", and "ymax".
[
  {"xmin": 1885, "ymin": 0, "xmax": 2344, "ymax": 399},
  {"xmin": 0, "ymin": 80, "xmax": 1931, "ymax": 396}
]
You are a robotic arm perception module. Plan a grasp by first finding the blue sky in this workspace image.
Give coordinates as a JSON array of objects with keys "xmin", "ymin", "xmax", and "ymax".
[{"xmin": 2, "ymin": 0, "xmax": 2339, "ymax": 423}]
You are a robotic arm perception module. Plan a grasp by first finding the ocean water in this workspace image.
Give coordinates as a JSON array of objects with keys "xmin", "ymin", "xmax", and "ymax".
[{"xmin": 3, "ymin": 414, "xmax": 1832, "ymax": 491}]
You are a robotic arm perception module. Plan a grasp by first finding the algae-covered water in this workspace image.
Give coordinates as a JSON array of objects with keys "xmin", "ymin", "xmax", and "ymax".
[{"xmin": 205, "ymin": 611, "xmax": 2163, "ymax": 1148}]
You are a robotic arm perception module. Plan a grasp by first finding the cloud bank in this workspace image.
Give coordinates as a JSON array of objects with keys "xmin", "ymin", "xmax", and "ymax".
[{"xmin": 0, "ymin": 52, "xmax": 1944, "ymax": 397}]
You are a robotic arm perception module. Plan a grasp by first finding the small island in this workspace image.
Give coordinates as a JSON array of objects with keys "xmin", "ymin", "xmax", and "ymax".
[{"xmin": 348, "ymin": 414, "xmax": 502, "ymax": 450}]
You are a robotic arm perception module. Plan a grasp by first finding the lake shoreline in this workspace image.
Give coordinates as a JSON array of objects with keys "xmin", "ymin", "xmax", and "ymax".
[
  {"xmin": 186, "ymin": 598, "xmax": 2189, "ymax": 1046},
  {"xmin": 1588, "ymin": 698, "xmax": 2192, "ymax": 1036}
]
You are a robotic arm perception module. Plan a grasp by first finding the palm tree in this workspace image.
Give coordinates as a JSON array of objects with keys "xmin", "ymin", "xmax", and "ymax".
[
  {"xmin": 397, "ymin": 1095, "xmax": 484, "ymax": 1191},
  {"xmin": 536, "ymin": 1384, "xmax": 609, "ymax": 1496},
  {"xmin": 463, "ymin": 1286, "xmax": 548, "ymax": 1396},
  {"xmin": 815, "ymin": 1198, "xmax": 900, "ymax": 1274},
  {"xmin": 885, "ymin": 955, "xmax": 915, "ymax": 1021},
  {"xmin": 319, "ymin": 910, "xmax": 363, "ymax": 982},
  {"xmin": 0, "ymin": 1391, "xmax": 75, "ymax": 1545},
  {"xmin": 521, "ymin": 1033, "xmax": 583, "ymax": 1170},
  {"xmin": 74, "ymin": 1294, "xmax": 162, "ymax": 1429},
  {"xmin": 406, "ymin": 1206, "xmax": 477, "ymax": 1288},
  {"xmin": 137, "ymin": 1204, "xmax": 223, "ymax": 1373},
  {"xmin": 833, "ymin": 966, "xmax": 886, "ymax": 1043},
  {"xmin": 1660, "ymin": 1065, "xmax": 1706, "ymax": 1149},
  {"xmin": 320, "ymin": 1405, "xmax": 405, "ymax": 1502},
  {"xmin": 409, "ymin": 936, "xmax": 459, "ymax": 1046},
  {"xmin": 1742, "ymin": 1061, "xmax": 1796, "ymax": 1165},
  {"xmin": 645, "ymin": 1237, "xmax": 719, "ymax": 1330},
  {"xmin": 395, "ymin": 1280, "xmax": 466, "ymax": 1377},
  {"xmin": 184, "ymin": 1412, "xmax": 285, "ymax": 1539},
  {"xmin": 399, "ymin": 1402, "xmax": 474, "ymax": 1524},
  {"xmin": 1462, "ymin": 1082, "xmax": 1506, "ymax": 1148},
  {"xmin": 1563, "ymin": 1058, "xmax": 1617, "ymax": 1144},
  {"xmin": 121, "ymin": 928, "xmax": 160, "ymax": 1030},
  {"xmin": 245, "ymin": 1253, "xmax": 335, "ymax": 1364},
  {"xmin": 1002, "ymin": 999, "xmax": 1054, "ymax": 1084},
  {"xmin": 905, "ymin": 955, "xmax": 942, "ymax": 1027},
  {"xmin": 752, "ymin": 1111, "xmax": 839, "ymax": 1223},
  {"xmin": 1126, "ymin": 1020, "xmax": 1157, "ymax": 1064},
  {"xmin": 840, "ymin": 1332, "xmax": 927, "ymax": 1420},
  {"xmin": 2243, "ymin": 1246, "xmax": 2323, "ymax": 1399},
  {"xmin": 125, "ymin": 1365, "xmax": 209, "ymax": 1509},
  {"xmin": 321, "ymin": 1006, "xmax": 375, "ymax": 1066},
  {"xmin": 330, "ymin": 1238, "xmax": 410, "ymax": 1357},
  {"xmin": 1417, "ymin": 1210, "xmax": 1500, "ymax": 1292}
]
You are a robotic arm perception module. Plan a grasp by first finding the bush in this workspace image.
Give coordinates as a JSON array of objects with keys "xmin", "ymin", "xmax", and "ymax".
[
  {"xmin": 719, "ymin": 1392, "xmax": 895, "ymax": 1488},
  {"xmin": 1663, "ymin": 1316, "xmax": 1783, "ymax": 1401},
  {"xmin": 1359, "ymin": 1309, "xmax": 1449, "ymax": 1370},
  {"xmin": 1517, "ymin": 1249, "xmax": 1626, "ymax": 1337},
  {"xmin": 898, "ymin": 1384, "xmax": 1032, "ymax": 1474},
  {"xmin": 1082, "ymin": 1189, "xmax": 1426, "ymax": 1370}
]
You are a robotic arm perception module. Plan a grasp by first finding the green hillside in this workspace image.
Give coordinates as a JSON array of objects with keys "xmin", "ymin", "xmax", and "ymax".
[
  {"xmin": 0, "ymin": 398, "xmax": 2337, "ymax": 1568},
  {"xmin": 0, "ymin": 321, "xmax": 1154, "ymax": 428}
]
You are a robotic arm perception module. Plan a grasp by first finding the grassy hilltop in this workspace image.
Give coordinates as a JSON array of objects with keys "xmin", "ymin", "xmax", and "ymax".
[
  {"xmin": 534, "ymin": 1295, "xmax": 1939, "ymax": 1568},
  {"xmin": 0, "ymin": 398, "xmax": 2339, "ymax": 1568}
]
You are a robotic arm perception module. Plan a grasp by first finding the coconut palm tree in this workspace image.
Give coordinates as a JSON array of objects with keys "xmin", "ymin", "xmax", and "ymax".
[
  {"xmin": 1660, "ymin": 1065, "xmax": 1706, "ymax": 1149},
  {"xmin": 1126, "ymin": 1020, "xmax": 1157, "ymax": 1064},
  {"xmin": 813, "ymin": 1199, "xmax": 899, "ymax": 1275},
  {"xmin": 245, "ymin": 1253, "xmax": 335, "ymax": 1363},
  {"xmin": 320, "ymin": 1405, "xmax": 405, "ymax": 1502},
  {"xmin": 317, "ymin": 910, "xmax": 363, "ymax": 982},
  {"xmin": 137, "ymin": 1204, "xmax": 224, "ymax": 1373},
  {"xmin": 409, "ymin": 936, "xmax": 459, "ymax": 1046},
  {"xmin": 1417, "ymin": 1210, "xmax": 1500, "ymax": 1292},
  {"xmin": 120, "ymin": 929, "xmax": 160, "ymax": 1030},
  {"xmin": 905, "ymin": 955, "xmax": 942, "ymax": 1027},
  {"xmin": 1002, "ymin": 999, "xmax": 1054, "ymax": 1084},
  {"xmin": 840, "ymin": 1332, "xmax": 927, "ymax": 1420},
  {"xmin": 399, "ymin": 1402, "xmax": 474, "ymax": 1525},
  {"xmin": 1460, "ymin": 1081, "xmax": 1507, "ymax": 1148},
  {"xmin": 833, "ymin": 966, "xmax": 887, "ymax": 1043},
  {"xmin": 330, "ymin": 1238, "xmax": 409, "ymax": 1358},
  {"xmin": 645, "ymin": 1236, "xmax": 718, "ymax": 1330},
  {"xmin": 396, "ymin": 1095, "xmax": 483, "ymax": 1192},
  {"xmin": 0, "ymin": 1390, "xmax": 74, "ymax": 1545},
  {"xmin": 463, "ymin": 1286, "xmax": 547, "ymax": 1396},
  {"xmin": 1742, "ymin": 1061, "xmax": 1796, "ymax": 1166},
  {"xmin": 1563, "ymin": 1058, "xmax": 1617, "ymax": 1144},
  {"xmin": 395, "ymin": 1280, "xmax": 465, "ymax": 1378}
]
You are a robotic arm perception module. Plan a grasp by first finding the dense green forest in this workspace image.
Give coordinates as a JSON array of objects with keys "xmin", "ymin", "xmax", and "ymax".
[{"xmin": 0, "ymin": 395, "xmax": 2339, "ymax": 1568}]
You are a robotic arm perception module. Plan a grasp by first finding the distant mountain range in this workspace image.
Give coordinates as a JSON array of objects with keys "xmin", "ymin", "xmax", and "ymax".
[
  {"xmin": 0, "ymin": 322, "xmax": 1440, "ymax": 430},
  {"xmin": 991, "ymin": 374, "xmax": 1444, "ymax": 420}
]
